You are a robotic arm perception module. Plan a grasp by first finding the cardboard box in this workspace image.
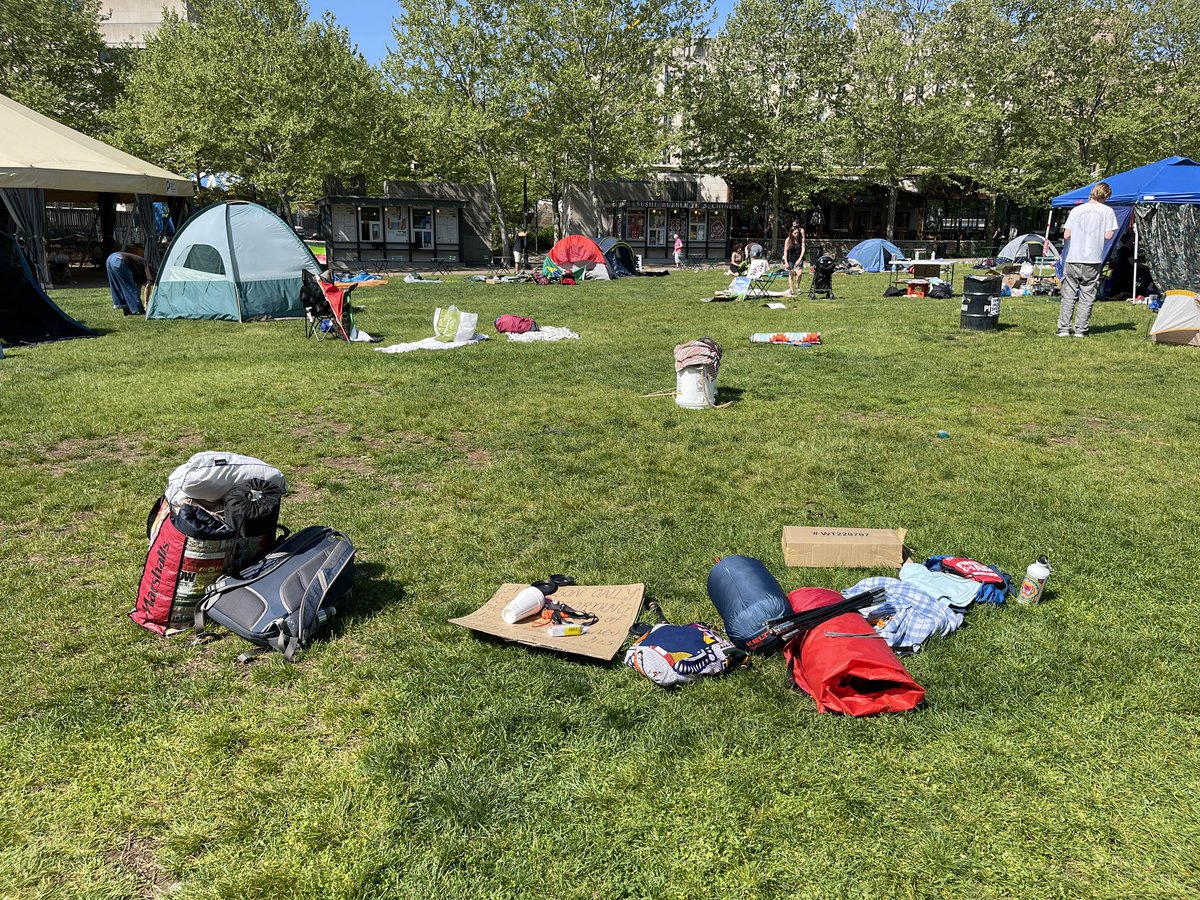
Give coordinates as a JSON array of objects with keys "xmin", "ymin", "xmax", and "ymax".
[
  {"xmin": 449, "ymin": 583, "xmax": 645, "ymax": 661},
  {"xmin": 782, "ymin": 527, "xmax": 907, "ymax": 568}
]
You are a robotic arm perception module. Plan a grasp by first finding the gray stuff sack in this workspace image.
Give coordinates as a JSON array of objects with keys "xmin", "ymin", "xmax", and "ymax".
[{"xmin": 195, "ymin": 526, "xmax": 355, "ymax": 663}]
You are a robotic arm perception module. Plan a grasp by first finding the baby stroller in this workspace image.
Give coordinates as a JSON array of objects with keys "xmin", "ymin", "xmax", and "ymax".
[
  {"xmin": 300, "ymin": 269, "xmax": 356, "ymax": 341},
  {"xmin": 809, "ymin": 254, "xmax": 837, "ymax": 300}
]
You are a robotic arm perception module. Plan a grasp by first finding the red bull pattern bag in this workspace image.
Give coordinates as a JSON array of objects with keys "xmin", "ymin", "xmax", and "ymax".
[{"xmin": 624, "ymin": 623, "xmax": 746, "ymax": 687}]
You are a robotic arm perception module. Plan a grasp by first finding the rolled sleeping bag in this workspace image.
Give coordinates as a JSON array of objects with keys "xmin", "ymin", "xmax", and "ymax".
[
  {"xmin": 783, "ymin": 587, "xmax": 925, "ymax": 716},
  {"xmin": 165, "ymin": 451, "xmax": 286, "ymax": 508},
  {"xmin": 707, "ymin": 555, "xmax": 792, "ymax": 655}
]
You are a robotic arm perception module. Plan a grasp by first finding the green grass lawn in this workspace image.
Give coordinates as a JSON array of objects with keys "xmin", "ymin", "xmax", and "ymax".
[{"xmin": 2, "ymin": 269, "xmax": 1198, "ymax": 899}]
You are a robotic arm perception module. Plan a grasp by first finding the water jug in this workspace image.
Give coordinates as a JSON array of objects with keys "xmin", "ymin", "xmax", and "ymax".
[{"xmin": 1018, "ymin": 555, "xmax": 1051, "ymax": 605}]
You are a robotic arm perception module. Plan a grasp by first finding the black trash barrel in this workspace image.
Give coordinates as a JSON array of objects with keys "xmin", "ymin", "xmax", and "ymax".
[{"xmin": 961, "ymin": 274, "xmax": 1002, "ymax": 331}]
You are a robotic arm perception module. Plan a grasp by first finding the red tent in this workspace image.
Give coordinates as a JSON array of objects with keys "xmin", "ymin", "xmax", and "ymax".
[{"xmin": 546, "ymin": 235, "xmax": 612, "ymax": 279}]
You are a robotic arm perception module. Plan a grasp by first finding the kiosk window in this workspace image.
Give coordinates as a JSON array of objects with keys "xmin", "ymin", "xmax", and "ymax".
[
  {"xmin": 412, "ymin": 208, "xmax": 433, "ymax": 248},
  {"xmin": 359, "ymin": 206, "xmax": 381, "ymax": 242}
]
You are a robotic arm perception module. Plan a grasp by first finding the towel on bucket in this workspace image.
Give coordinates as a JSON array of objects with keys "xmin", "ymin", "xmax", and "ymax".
[{"xmin": 674, "ymin": 338, "xmax": 722, "ymax": 374}]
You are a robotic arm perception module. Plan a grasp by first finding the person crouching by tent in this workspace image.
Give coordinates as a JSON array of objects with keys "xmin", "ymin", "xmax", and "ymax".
[
  {"xmin": 1058, "ymin": 182, "xmax": 1117, "ymax": 338},
  {"xmin": 106, "ymin": 249, "xmax": 156, "ymax": 316}
]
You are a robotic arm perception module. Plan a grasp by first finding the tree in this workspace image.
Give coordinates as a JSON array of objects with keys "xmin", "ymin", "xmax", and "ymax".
[
  {"xmin": 113, "ymin": 0, "xmax": 394, "ymax": 216},
  {"xmin": 0, "ymin": 0, "xmax": 129, "ymax": 135},
  {"xmin": 840, "ymin": 0, "xmax": 949, "ymax": 240},
  {"xmin": 682, "ymin": 0, "xmax": 849, "ymax": 252},
  {"xmin": 388, "ymin": 0, "xmax": 527, "ymax": 259},
  {"xmin": 1132, "ymin": 0, "xmax": 1200, "ymax": 162},
  {"xmin": 518, "ymin": 0, "xmax": 712, "ymax": 235},
  {"xmin": 1003, "ymin": 0, "xmax": 1146, "ymax": 201}
]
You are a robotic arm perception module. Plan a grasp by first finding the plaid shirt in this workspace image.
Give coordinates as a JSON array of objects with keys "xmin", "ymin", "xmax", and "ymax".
[{"xmin": 842, "ymin": 576, "xmax": 964, "ymax": 655}]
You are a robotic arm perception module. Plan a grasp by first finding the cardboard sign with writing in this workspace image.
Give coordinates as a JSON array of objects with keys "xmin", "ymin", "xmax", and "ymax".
[
  {"xmin": 782, "ymin": 527, "xmax": 908, "ymax": 568},
  {"xmin": 449, "ymin": 583, "xmax": 645, "ymax": 661}
]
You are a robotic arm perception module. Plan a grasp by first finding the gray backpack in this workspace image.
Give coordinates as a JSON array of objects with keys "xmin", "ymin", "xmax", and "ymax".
[{"xmin": 195, "ymin": 526, "xmax": 355, "ymax": 662}]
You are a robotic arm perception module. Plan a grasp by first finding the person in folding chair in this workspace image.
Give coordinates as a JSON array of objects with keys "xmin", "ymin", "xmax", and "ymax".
[{"xmin": 783, "ymin": 225, "xmax": 806, "ymax": 296}]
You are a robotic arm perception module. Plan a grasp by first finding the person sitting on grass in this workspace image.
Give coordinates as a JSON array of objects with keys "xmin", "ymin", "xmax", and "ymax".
[{"xmin": 728, "ymin": 242, "xmax": 747, "ymax": 275}]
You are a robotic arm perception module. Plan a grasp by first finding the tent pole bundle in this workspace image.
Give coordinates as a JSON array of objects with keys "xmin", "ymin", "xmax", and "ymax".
[{"xmin": 763, "ymin": 587, "xmax": 887, "ymax": 645}]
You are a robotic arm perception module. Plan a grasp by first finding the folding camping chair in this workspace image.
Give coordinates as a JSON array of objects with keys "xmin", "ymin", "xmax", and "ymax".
[
  {"xmin": 744, "ymin": 257, "xmax": 789, "ymax": 300},
  {"xmin": 301, "ymin": 269, "xmax": 355, "ymax": 341}
]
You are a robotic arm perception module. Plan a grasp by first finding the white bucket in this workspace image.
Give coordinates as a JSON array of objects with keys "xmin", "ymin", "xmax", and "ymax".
[{"xmin": 675, "ymin": 365, "xmax": 717, "ymax": 409}]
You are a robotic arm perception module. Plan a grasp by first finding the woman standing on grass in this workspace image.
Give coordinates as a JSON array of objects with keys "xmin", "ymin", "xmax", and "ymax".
[{"xmin": 783, "ymin": 225, "xmax": 806, "ymax": 295}]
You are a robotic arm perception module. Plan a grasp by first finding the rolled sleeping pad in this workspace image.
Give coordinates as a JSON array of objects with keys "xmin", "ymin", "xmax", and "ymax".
[{"xmin": 707, "ymin": 555, "xmax": 792, "ymax": 655}]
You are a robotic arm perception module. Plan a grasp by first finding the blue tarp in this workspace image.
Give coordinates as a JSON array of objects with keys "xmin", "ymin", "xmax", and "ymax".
[
  {"xmin": 847, "ymin": 238, "xmax": 905, "ymax": 273},
  {"xmin": 1050, "ymin": 156, "xmax": 1200, "ymax": 207}
]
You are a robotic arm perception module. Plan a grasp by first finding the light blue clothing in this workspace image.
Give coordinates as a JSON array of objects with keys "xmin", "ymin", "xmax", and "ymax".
[
  {"xmin": 843, "ymin": 576, "xmax": 964, "ymax": 655},
  {"xmin": 106, "ymin": 253, "xmax": 144, "ymax": 314},
  {"xmin": 898, "ymin": 562, "xmax": 979, "ymax": 609}
]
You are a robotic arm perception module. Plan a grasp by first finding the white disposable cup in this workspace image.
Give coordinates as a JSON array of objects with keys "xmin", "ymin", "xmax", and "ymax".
[{"xmin": 501, "ymin": 585, "xmax": 546, "ymax": 624}]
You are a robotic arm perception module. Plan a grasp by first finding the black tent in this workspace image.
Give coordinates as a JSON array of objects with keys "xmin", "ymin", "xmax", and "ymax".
[
  {"xmin": 598, "ymin": 237, "xmax": 638, "ymax": 277},
  {"xmin": 0, "ymin": 231, "xmax": 94, "ymax": 345}
]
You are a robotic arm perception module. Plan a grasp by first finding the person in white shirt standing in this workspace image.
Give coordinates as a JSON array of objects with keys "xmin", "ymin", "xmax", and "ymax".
[{"xmin": 1058, "ymin": 181, "xmax": 1118, "ymax": 337}]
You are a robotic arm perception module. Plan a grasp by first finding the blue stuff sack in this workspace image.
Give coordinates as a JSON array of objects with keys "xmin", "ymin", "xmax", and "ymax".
[{"xmin": 707, "ymin": 555, "xmax": 791, "ymax": 655}]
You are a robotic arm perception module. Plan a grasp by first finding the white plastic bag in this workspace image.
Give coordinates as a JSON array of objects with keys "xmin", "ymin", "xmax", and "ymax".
[{"xmin": 433, "ymin": 306, "xmax": 478, "ymax": 342}]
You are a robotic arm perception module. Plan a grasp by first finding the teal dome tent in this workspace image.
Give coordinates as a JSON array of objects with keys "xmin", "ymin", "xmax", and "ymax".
[{"xmin": 148, "ymin": 201, "xmax": 321, "ymax": 321}]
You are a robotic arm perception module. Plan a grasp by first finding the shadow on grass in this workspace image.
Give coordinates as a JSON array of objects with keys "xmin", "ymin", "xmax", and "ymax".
[
  {"xmin": 1087, "ymin": 322, "xmax": 1137, "ymax": 334},
  {"xmin": 331, "ymin": 561, "xmax": 406, "ymax": 632}
]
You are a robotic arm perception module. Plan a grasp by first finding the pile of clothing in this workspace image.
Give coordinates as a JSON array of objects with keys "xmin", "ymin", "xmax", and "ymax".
[{"xmin": 843, "ymin": 556, "xmax": 1013, "ymax": 656}]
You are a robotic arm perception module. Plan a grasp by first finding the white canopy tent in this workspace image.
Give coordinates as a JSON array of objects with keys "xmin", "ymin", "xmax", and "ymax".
[{"xmin": 0, "ymin": 92, "xmax": 194, "ymax": 285}]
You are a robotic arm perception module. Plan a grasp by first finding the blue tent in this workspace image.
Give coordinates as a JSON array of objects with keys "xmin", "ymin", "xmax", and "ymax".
[
  {"xmin": 0, "ymin": 230, "xmax": 94, "ymax": 345},
  {"xmin": 847, "ymin": 238, "xmax": 905, "ymax": 273}
]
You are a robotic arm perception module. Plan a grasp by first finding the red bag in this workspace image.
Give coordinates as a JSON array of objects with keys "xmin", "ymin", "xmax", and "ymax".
[
  {"xmin": 494, "ymin": 314, "xmax": 536, "ymax": 334},
  {"xmin": 130, "ymin": 499, "xmax": 235, "ymax": 635},
  {"xmin": 784, "ymin": 588, "xmax": 925, "ymax": 716}
]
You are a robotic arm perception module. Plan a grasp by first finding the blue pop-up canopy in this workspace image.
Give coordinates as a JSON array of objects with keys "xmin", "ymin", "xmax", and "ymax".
[
  {"xmin": 1050, "ymin": 156, "xmax": 1200, "ymax": 207},
  {"xmin": 1050, "ymin": 157, "xmax": 1200, "ymax": 294}
]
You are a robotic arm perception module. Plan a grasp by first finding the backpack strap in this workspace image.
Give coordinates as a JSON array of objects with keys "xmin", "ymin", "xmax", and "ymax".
[{"xmin": 294, "ymin": 536, "xmax": 355, "ymax": 650}]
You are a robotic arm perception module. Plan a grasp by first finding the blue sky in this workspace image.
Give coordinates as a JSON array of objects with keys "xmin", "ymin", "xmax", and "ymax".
[{"xmin": 312, "ymin": 0, "xmax": 737, "ymax": 64}]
